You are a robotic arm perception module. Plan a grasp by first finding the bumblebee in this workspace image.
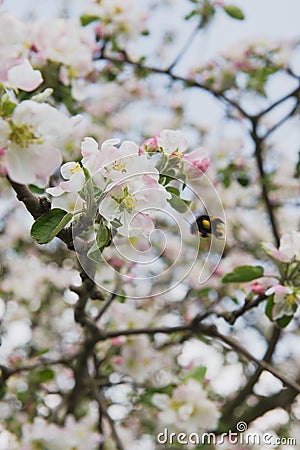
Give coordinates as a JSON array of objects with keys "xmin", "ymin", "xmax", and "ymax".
[{"xmin": 191, "ymin": 215, "xmax": 225, "ymax": 239}]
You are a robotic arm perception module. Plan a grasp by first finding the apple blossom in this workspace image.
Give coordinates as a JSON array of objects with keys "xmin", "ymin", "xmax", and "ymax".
[
  {"xmin": 157, "ymin": 129, "xmax": 189, "ymax": 155},
  {"xmin": 152, "ymin": 378, "xmax": 220, "ymax": 434},
  {"xmin": 29, "ymin": 18, "xmax": 95, "ymax": 78},
  {"xmin": 46, "ymin": 162, "xmax": 85, "ymax": 197},
  {"xmin": 99, "ymin": 175, "xmax": 171, "ymax": 236},
  {"xmin": 262, "ymin": 230, "xmax": 300, "ymax": 263},
  {"xmin": 1, "ymin": 3, "xmax": 300, "ymax": 449},
  {"xmin": 183, "ymin": 147, "xmax": 210, "ymax": 177},
  {"xmin": 265, "ymin": 285, "xmax": 299, "ymax": 320},
  {"xmin": 21, "ymin": 415, "xmax": 102, "ymax": 450},
  {"xmin": 84, "ymin": 0, "xmax": 148, "ymax": 44},
  {"xmin": 5, "ymin": 100, "xmax": 75, "ymax": 186}
]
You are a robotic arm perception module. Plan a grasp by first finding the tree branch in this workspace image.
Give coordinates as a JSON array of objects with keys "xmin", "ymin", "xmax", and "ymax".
[
  {"xmin": 7, "ymin": 177, "xmax": 75, "ymax": 250},
  {"xmin": 95, "ymin": 321, "xmax": 300, "ymax": 393},
  {"xmin": 99, "ymin": 53, "xmax": 249, "ymax": 119},
  {"xmin": 167, "ymin": 22, "xmax": 202, "ymax": 71},
  {"xmin": 94, "ymin": 390, "xmax": 125, "ymax": 450},
  {"xmin": 251, "ymin": 124, "xmax": 280, "ymax": 246},
  {"xmin": 221, "ymin": 326, "xmax": 281, "ymax": 427}
]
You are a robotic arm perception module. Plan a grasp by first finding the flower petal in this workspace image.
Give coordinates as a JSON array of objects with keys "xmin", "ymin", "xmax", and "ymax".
[{"xmin": 7, "ymin": 59, "xmax": 43, "ymax": 92}]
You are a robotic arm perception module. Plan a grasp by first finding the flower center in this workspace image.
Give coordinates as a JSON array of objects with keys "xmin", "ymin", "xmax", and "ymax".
[
  {"xmin": 9, "ymin": 122, "xmax": 42, "ymax": 148},
  {"xmin": 70, "ymin": 163, "xmax": 82, "ymax": 174},
  {"xmin": 112, "ymin": 160, "xmax": 127, "ymax": 173},
  {"xmin": 286, "ymin": 293, "xmax": 296, "ymax": 306},
  {"xmin": 121, "ymin": 194, "xmax": 137, "ymax": 212}
]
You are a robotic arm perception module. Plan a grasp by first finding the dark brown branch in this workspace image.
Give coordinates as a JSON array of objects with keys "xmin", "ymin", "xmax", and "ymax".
[
  {"xmin": 221, "ymin": 326, "xmax": 281, "ymax": 426},
  {"xmin": 94, "ymin": 390, "xmax": 125, "ymax": 450},
  {"xmin": 167, "ymin": 22, "xmax": 202, "ymax": 71},
  {"xmin": 8, "ymin": 177, "xmax": 51, "ymax": 219},
  {"xmin": 236, "ymin": 384, "xmax": 299, "ymax": 427},
  {"xmin": 251, "ymin": 125, "xmax": 280, "ymax": 246},
  {"xmin": 255, "ymin": 85, "xmax": 300, "ymax": 119},
  {"xmin": 219, "ymin": 294, "xmax": 267, "ymax": 325},
  {"xmin": 262, "ymin": 99, "xmax": 299, "ymax": 140},
  {"xmin": 100, "ymin": 53, "xmax": 249, "ymax": 119}
]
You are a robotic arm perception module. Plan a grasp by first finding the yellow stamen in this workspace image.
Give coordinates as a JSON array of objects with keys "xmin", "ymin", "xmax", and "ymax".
[
  {"xmin": 112, "ymin": 160, "xmax": 127, "ymax": 173},
  {"xmin": 122, "ymin": 195, "xmax": 137, "ymax": 211},
  {"xmin": 286, "ymin": 294, "xmax": 296, "ymax": 306},
  {"xmin": 70, "ymin": 163, "xmax": 81, "ymax": 174}
]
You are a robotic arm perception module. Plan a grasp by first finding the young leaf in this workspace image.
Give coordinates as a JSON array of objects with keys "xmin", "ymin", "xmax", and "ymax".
[
  {"xmin": 36, "ymin": 368, "xmax": 55, "ymax": 383},
  {"xmin": 29, "ymin": 184, "xmax": 45, "ymax": 194},
  {"xmin": 80, "ymin": 14, "xmax": 99, "ymax": 26},
  {"xmin": 31, "ymin": 208, "xmax": 73, "ymax": 244},
  {"xmin": 222, "ymin": 265, "xmax": 264, "ymax": 283},
  {"xmin": 224, "ymin": 5, "xmax": 245, "ymax": 20},
  {"xmin": 168, "ymin": 193, "xmax": 189, "ymax": 213},
  {"xmin": 0, "ymin": 97, "xmax": 17, "ymax": 117},
  {"xmin": 166, "ymin": 186, "xmax": 180, "ymax": 196},
  {"xmin": 265, "ymin": 294, "xmax": 274, "ymax": 321},
  {"xmin": 276, "ymin": 314, "xmax": 295, "ymax": 329},
  {"xmin": 183, "ymin": 366, "xmax": 207, "ymax": 383},
  {"xmin": 96, "ymin": 221, "xmax": 111, "ymax": 252},
  {"xmin": 140, "ymin": 384, "xmax": 176, "ymax": 407},
  {"xmin": 87, "ymin": 221, "xmax": 111, "ymax": 262}
]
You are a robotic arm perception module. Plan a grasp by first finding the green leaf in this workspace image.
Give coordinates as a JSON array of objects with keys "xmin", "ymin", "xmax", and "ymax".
[
  {"xmin": 80, "ymin": 14, "xmax": 99, "ymax": 26},
  {"xmin": 29, "ymin": 184, "xmax": 45, "ymax": 194},
  {"xmin": 31, "ymin": 208, "xmax": 73, "ymax": 244},
  {"xmin": 224, "ymin": 5, "xmax": 245, "ymax": 20},
  {"xmin": 155, "ymin": 153, "xmax": 168, "ymax": 172},
  {"xmin": 166, "ymin": 186, "xmax": 180, "ymax": 196},
  {"xmin": 195, "ymin": 287, "xmax": 212, "ymax": 296},
  {"xmin": 36, "ymin": 368, "xmax": 55, "ymax": 383},
  {"xmin": 87, "ymin": 221, "xmax": 111, "ymax": 262},
  {"xmin": 183, "ymin": 366, "xmax": 207, "ymax": 383},
  {"xmin": 222, "ymin": 265, "xmax": 264, "ymax": 283},
  {"xmin": 265, "ymin": 294, "xmax": 297, "ymax": 327},
  {"xmin": 32, "ymin": 347, "xmax": 51, "ymax": 357},
  {"xmin": 185, "ymin": 10, "xmax": 198, "ymax": 21},
  {"xmin": 168, "ymin": 193, "xmax": 189, "ymax": 213},
  {"xmin": 0, "ymin": 97, "xmax": 17, "ymax": 117},
  {"xmin": 140, "ymin": 384, "xmax": 176, "ymax": 407},
  {"xmin": 276, "ymin": 314, "xmax": 295, "ymax": 328},
  {"xmin": 294, "ymin": 151, "xmax": 300, "ymax": 178},
  {"xmin": 236, "ymin": 175, "xmax": 249, "ymax": 187},
  {"xmin": 0, "ymin": 382, "xmax": 7, "ymax": 400},
  {"xmin": 265, "ymin": 294, "xmax": 274, "ymax": 321},
  {"xmin": 96, "ymin": 221, "xmax": 111, "ymax": 252}
]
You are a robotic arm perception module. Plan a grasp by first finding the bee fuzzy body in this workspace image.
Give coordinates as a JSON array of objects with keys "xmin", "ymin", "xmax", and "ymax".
[{"xmin": 191, "ymin": 215, "xmax": 225, "ymax": 240}]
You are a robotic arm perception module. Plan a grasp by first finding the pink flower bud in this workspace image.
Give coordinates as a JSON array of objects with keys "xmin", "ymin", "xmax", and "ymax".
[
  {"xmin": 111, "ymin": 336, "xmax": 126, "ymax": 346},
  {"xmin": 251, "ymin": 281, "xmax": 265, "ymax": 295},
  {"xmin": 94, "ymin": 23, "xmax": 104, "ymax": 39},
  {"xmin": 112, "ymin": 356, "xmax": 124, "ymax": 365},
  {"xmin": 142, "ymin": 137, "xmax": 159, "ymax": 152},
  {"xmin": 108, "ymin": 258, "xmax": 123, "ymax": 269}
]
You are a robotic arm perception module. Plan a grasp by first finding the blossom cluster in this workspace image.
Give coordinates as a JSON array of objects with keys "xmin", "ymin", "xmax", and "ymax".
[
  {"xmin": 45, "ymin": 129, "xmax": 209, "ymax": 237},
  {"xmin": 0, "ymin": 1, "xmax": 300, "ymax": 449}
]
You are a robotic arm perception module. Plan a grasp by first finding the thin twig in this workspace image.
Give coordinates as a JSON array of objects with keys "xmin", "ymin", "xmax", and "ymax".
[
  {"xmin": 167, "ymin": 23, "xmax": 201, "ymax": 71},
  {"xmin": 94, "ymin": 390, "xmax": 125, "ymax": 450},
  {"xmin": 251, "ymin": 123, "xmax": 280, "ymax": 246}
]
